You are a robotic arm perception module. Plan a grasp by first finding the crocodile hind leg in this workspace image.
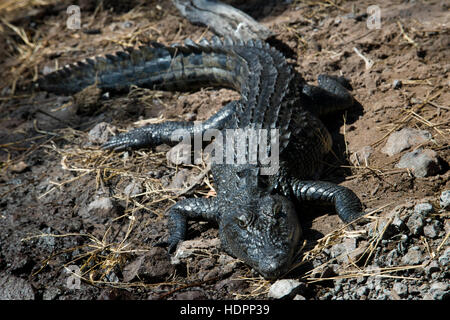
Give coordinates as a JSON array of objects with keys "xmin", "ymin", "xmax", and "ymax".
[
  {"xmin": 102, "ymin": 101, "xmax": 237, "ymax": 150},
  {"xmin": 156, "ymin": 197, "xmax": 220, "ymax": 252},
  {"xmin": 287, "ymin": 178, "xmax": 363, "ymax": 223},
  {"xmin": 302, "ymin": 74, "xmax": 354, "ymax": 117}
]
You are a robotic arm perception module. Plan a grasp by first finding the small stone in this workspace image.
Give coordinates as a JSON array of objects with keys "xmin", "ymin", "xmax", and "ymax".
[
  {"xmin": 438, "ymin": 247, "xmax": 450, "ymax": 267},
  {"xmin": 414, "ymin": 203, "xmax": 433, "ymax": 216},
  {"xmin": 385, "ymin": 249, "xmax": 399, "ymax": 266},
  {"xmin": 42, "ymin": 287, "xmax": 61, "ymax": 300},
  {"xmin": 104, "ymin": 271, "xmax": 119, "ymax": 283},
  {"xmin": 381, "ymin": 128, "xmax": 431, "ymax": 156},
  {"xmin": 424, "ymin": 282, "xmax": 449, "ymax": 300},
  {"xmin": 391, "ymin": 214, "xmax": 405, "ymax": 230},
  {"xmin": 88, "ymin": 122, "xmax": 116, "ymax": 144},
  {"xmin": 329, "ymin": 238, "xmax": 359, "ymax": 263},
  {"xmin": 0, "ymin": 275, "xmax": 35, "ymax": 300},
  {"xmin": 406, "ymin": 213, "xmax": 424, "ymax": 236},
  {"xmin": 171, "ymin": 238, "xmax": 220, "ymax": 264},
  {"xmin": 123, "ymin": 247, "xmax": 175, "ymax": 282},
  {"xmin": 10, "ymin": 161, "xmax": 29, "ymax": 173},
  {"xmin": 396, "ymin": 148, "xmax": 441, "ymax": 177},
  {"xmin": 268, "ymin": 279, "xmax": 305, "ymax": 299},
  {"xmin": 88, "ymin": 197, "xmax": 113, "ymax": 210},
  {"xmin": 425, "ymin": 260, "xmax": 440, "ymax": 276},
  {"xmin": 377, "ymin": 213, "xmax": 404, "ymax": 239},
  {"xmin": 330, "ymin": 243, "xmax": 345, "ymax": 258},
  {"xmin": 401, "ymin": 246, "xmax": 424, "ymax": 265},
  {"xmin": 122, "ymin": 21, "xmax": 133, "ymax": 28},
  {"xmin": 86, "ymin": 197, "xmax": 117, "ymax": 218},
  {"xmin": 293, "ymin": 294, "xmax": 307, "ymax": 300},
  {"xmin": 350, "ymin": 146, "xmax": 373, "ymax": 166},
  {"xmin": 423, "ymin": 222, "xmax": 439, "ymax": 239},
  {"xmin": 333, "ymin": 283, "xmax": 342, "ymax": 294},
  {"xmin": 439, "ymin": 190, "xmax": 450, "ymax": 209},
  {"xmin": 164, "ymin": 168, "xmax": 200, "ymax": 192},
  {"xmin": 393, "ymin": 79, "xmax": 402, "ymax": 89},
  {"xmin": 202, "ymin": 269, "xmax": 219, "ymax": 281},
  {"xmin": 123, "ymin": 181, "xmax": 142, "ymax": 197},
  {"xmin": 356, "ymin": 286, "xmax": 369, "ymax": 297},
  {"xmin": 392, "ymin": 282, "xmax": 408, "ymax": 297},
  {"xmin": 166, "ymin": 143, "xmax": 192, "ymax": 165},
  {"xmin": 217, "ymin": 254, "xmax": 240, "ymax": 275}
]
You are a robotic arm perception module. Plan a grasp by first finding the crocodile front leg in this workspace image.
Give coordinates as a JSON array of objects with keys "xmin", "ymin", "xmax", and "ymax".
[
  {"xmin": 158, "ymin": 197, "xmax": 220, "ymax": 252},
  {"xmin": 102, "ymin": 101, "xmax": 237, "ymax": 151},
  {"xmin": 287, "ymin": 179, "xmax": 363, "ymax": 223}
]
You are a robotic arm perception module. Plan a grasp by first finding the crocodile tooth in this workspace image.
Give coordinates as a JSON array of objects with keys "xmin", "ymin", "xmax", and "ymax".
[
  {"xmin": 247, "ymin": 39, "xmax": 255, "ymax": 47},
  {"xmin": 236, "ymin": 39, "xmax": 244, "ymax": 46}
]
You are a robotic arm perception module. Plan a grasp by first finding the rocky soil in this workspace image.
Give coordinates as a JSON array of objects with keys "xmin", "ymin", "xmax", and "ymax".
[{"xmin": 0, "ymin": 0, "xmax": 448, "ymax": 300}]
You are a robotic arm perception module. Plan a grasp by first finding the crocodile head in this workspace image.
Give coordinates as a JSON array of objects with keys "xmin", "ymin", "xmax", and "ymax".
[{"xmin": 220, "ymin": 194, "xmax": 302, "ymax": 279}]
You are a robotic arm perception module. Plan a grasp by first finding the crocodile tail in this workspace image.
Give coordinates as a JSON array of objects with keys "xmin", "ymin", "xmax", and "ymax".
[{"xmin": 37, "ymin": 37, "xmax": 248, "ymax": 95}]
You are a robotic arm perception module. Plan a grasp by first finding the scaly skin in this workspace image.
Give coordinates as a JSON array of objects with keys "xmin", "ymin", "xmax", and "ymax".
[{"xmin": 38, "ymin": 36, "xmax": 364, "ymax": 279}]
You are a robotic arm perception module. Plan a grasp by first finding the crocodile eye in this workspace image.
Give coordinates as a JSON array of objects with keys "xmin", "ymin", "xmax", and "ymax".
[{"xmin": 236, "ymin": 213, "xmax": 251, "ymax": 229}]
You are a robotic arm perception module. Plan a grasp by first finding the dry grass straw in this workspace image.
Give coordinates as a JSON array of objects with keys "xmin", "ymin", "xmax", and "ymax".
[
  {"xmin": 19, "ymin": 120, "xmax": 215, "ymax": 290},
  {"xmin": 284, "ymin": 204, "xmax": 426, "ymax": 284},
  {"xmin": 0, "ymin": 1, "xmax": 167, "ymax": 97},
  {"xmin": 371, "ymin": 88, "xmax": 447, "ymax": 148},
  {"xmin": 39, "ymin": 126, "xmax": 213, "ymax": 212},
  {"xmin": 0, "ymin": 18, "xmax": 41, "ymax": 94},
  {"xmin": 5, "ymin": 0, "xmax": 449, "ymax": 298},
  {"xmin": 0, "ymin": 0, "xmax": 58, "ymax": 18},
  {"xmin": 0, "ymin": 2, "xmax": 62, "ymax": 93},
  {"xmin": 22, "ymin": 214, "xmax": 180, "ymax": 290}
]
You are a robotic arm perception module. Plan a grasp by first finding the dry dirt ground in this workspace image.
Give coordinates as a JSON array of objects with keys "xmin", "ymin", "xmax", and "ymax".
[{"xmin": 0, "ymin": 0, "xmax": 448, "ymax": 300}]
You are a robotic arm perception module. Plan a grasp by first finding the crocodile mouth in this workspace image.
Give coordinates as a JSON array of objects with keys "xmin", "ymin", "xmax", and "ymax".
[
  {"xmin": 257, "ymin": 239, "xmax": 303, "ymax": 279},
  {"xmin": 259, "ymin": 232, "xmax": 305, "ymax": 279}
]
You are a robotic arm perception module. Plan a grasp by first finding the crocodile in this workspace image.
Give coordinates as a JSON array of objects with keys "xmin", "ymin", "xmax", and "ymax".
[{"xmin": 38, "ymin": 36, "xmax": 364, "ymax": 279}]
